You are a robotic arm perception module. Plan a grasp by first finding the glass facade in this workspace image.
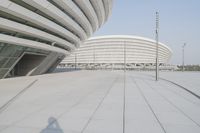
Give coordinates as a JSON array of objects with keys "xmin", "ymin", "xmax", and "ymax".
[{"xmin": 0, "ymin": 43, "xmax": 50, "ymax": 79}]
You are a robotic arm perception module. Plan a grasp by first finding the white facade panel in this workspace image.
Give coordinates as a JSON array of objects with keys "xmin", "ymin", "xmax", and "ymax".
[{"xmin": 0, "ymin": 0, "xmax": 113, "ymax": 54}]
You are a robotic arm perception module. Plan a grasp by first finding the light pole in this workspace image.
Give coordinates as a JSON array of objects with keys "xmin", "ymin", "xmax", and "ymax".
[
  {"xmin": 74, "ymin": 53, "xmax": 77, "ymax": 70},
  {"xmin": 124, "ymin": 41, "xmax": 126, "ymax": 72},
  {"xmin": 182, "ymin": 43, "xmax": 186, "ymax": 72},
  {"xmin": 155, "ymin": 12, "xmax": 159, "ymax": 81},
  {"xmin": 93, "ymin": 45, "xmax": 95, "ymax": 70}
]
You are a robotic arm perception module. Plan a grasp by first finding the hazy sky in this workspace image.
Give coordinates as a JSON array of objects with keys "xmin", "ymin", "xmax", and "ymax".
[{"xmin": 94, "ymin": 0, "xmax": 200, "ymax": 65}]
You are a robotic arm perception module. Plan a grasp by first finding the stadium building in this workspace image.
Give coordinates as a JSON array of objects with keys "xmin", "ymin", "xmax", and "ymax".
[
  {"xmin": 61, "ymin": 35, "xmax": 173, "ymax": 70},
  {"xmin": 0, "ymin": 0, "xmax": 113, "ymax": 79}
]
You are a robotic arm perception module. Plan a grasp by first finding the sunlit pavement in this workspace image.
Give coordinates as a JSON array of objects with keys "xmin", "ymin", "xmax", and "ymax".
[
  {"xmin": 0, "ymin": 70, "xmax": 200, "ymax": 133},
  {"xmin": 159, "ymin": 71, "xmax": 200, "ymax": 96}
]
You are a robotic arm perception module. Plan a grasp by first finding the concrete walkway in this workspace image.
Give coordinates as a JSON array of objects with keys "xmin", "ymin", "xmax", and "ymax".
[{"xmin": 0, "ymin": 71, "xmax": 200, "ymax": 133}]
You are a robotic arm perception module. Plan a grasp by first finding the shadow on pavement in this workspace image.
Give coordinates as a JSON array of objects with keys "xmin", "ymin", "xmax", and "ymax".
[
  {"xmin": 53, "ymin": 68, "xmax": 81, "ymax": 73},
  {"xmin": 40, "ymin": 117, "xmax": 64, "ymax": 133}
]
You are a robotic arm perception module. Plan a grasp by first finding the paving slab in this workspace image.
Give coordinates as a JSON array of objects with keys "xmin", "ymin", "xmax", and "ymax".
[{"xmin": 0, "ymin": 70, "xmax": 199, "ymax": 133}]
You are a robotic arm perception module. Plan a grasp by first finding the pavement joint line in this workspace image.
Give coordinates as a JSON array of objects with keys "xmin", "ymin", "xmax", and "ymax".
[
  {"xmin": 80, "ymin": 76, "xmax": 119, "ymax": 133},
  {"xmin": 132, "ymin": 77, "xmax": 167, "ymax": 133},
  {"xmin": 139, "ymin": 73, "xmax": 200, "ymax": 100},
  {"xmin": 144, "ymin": 79, "xmax": 200, "ymax": 128},
  {"xmin": 157, "ymin": 80, "xmax": 200, "ymax": 107},
  {"xmin": 123, "ymin": 72, "xmax": 126, "ymax": 133},
  {"xmin": 159, "ymin": 77, "xmax": 200, "ymax": 100},
  {"xmin": 0, "ymin": 79, "xmax": 38, "ymax": 114},
  {"xmin": 52, "ymin": 78, "xmax": 113, "ymax": 127}
]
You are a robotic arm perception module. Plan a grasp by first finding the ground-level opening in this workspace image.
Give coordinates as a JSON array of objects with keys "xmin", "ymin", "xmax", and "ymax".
[{"xmin": 10, "ymin": 53, "xmax": 46, "ymax": 77}]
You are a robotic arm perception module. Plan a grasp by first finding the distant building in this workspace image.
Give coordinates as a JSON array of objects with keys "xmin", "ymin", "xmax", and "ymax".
[
  {"xmin": 61, "ymin": 35, "xmax": 173, "ymax": 70},
  {"xmin": 0, "ymin": 0, "xmax": 113, "ymax": 79}
]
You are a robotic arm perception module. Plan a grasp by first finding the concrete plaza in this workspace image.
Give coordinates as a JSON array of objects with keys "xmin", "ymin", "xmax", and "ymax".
[{"xmin": 0, "ymin": 71, "xmax": 200, "ymax": 133}]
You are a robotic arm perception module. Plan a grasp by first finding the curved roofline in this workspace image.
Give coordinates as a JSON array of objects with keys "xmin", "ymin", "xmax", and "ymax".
[{"xmin": 88, "ymin": 35, "xmax": 173, "ymax": 53}]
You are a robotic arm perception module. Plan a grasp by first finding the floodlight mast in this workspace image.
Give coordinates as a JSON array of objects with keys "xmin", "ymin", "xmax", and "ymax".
[
  {"xmin": 182, "ymin": 43, "xmax": 186, "ymax": 72},
  {"xmin": 124, "ymin": 41, "xmax": 126, "ymax": 72},
  {"xmin": 93, "ymin": 45, "xmax": 96, "ymax": 70},
  {"xmin": 75, "ymin": 52, "xmax": 77, "ymax": 70},
  {"xmin": 155, "ymin": 12, "xmax": 159, "ymax": 81}
]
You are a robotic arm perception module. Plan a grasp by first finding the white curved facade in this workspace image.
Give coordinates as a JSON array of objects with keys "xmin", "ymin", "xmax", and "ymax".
[
  {"xmin": 0, "ymin": 0, "xmax": 113, "ymax": 78},
  {"xmin": 62, "ymin": 35, "xmax": 172, "ymax": 69}
]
